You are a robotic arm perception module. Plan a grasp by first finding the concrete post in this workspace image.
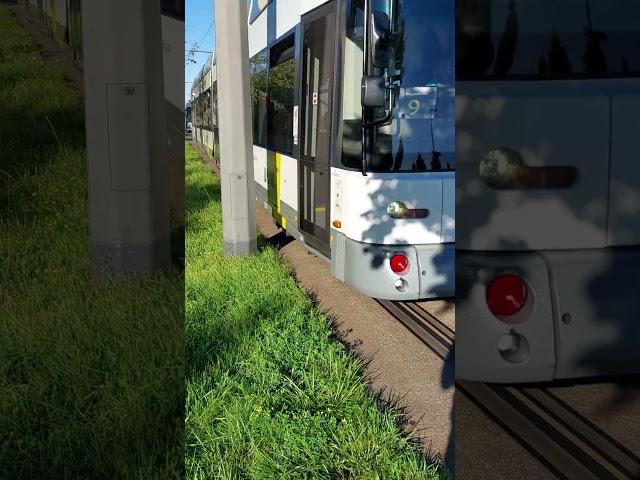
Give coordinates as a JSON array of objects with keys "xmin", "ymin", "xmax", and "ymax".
[
  {"xmin": 214, "ymin": 0, "xmax": 257, "ymax": 256},
  {"xmin": 81, "ymin": 1, "xmax": 171, "ymax": 277}
]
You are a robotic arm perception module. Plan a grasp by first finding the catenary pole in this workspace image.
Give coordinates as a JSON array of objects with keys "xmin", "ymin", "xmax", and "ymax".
[
  {"xmin": 213, "ymin": 0, "xmax": 258, "ymax": 256},
  {"xmin": 81, "ymin": 1, "xmax": 171, "ymax": 277}
]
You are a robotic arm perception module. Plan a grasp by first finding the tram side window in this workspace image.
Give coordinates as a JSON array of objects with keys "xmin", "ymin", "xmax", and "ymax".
[
  {"xmin": 193, "ymin": 96, "xmax": 198, "ymax": 128},
  {"xmin": 250, "ymin": 50, "xmax": 268, "ymax": 147},
  {"xmin": 340, "ymin": 0, "xmax": 365, "ymax": 169},
  {"xmin": 212, "ymin": 81, "xmax": 218, "ymax": 128},
  {"xmin": 201, "ymin": 95, "xmax": 206, "ymax": 128},
  {"xmin": 249, "ymin": 36, "xmax": 296, "ymax": 155},
  {"xmin": 267, "ymin": 36, "xmax": 296, "ymax": 155},
  {"xmin": 457, "ymin": 0, "xmax": 640, "ymax": 79},
  {"xmin": 204, "ymin": 90, "xmax": 212, "ymax": 129},
  {"xmin": 194, "ymin": 95, "xmax": 202, "ymax": 128},
  {"xmin": 195, "ymin": 93, "xmax": 207, "ymax": 129}
]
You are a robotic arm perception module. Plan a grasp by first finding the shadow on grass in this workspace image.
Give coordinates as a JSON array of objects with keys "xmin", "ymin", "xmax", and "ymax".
[
  {"xmin": 0, "ymin": 11, "xmax": 185, "ymax": 477},
  {"xmin": 300, "ymin": 287, "xmax": 452, "ymax": 479},
  {"xmin": 0, "ymin": 108, "xmax": 84, "ymax": 152},
  {"xmin": 0, "ymin": 102, "xmax": 85, "ymax": 172},
  {"xmin": 184, "ymin": 175, "xmax": 221, "ymax": 216},
  {"xmin": 0, "ymin": 48, "xmax": 86, "ymax": 223},
  {"xmin": 186, "ymin": 308, "xmax": 265, "ymax": 381}
]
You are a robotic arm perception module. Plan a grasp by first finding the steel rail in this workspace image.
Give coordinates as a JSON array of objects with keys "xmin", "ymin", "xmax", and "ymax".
[{"xmin": 378, "ymin": 300, "xmax": 639, "ymax": 479}]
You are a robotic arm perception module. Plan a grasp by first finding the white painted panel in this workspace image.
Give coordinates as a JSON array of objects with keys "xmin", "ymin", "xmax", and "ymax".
[
  {"xmin": 278, "ymin": 0, "xmax": 300, "ymax": 38},
  {"xmin": 300, "ymin": 0, "xmax": 331, "ymax": 15},
  {"xmin": 331, "ymin": 168, "xmax": 452, "ymax": 245},
  {"xmin": 249, "ymin": 0, "xmax": 332, "ymax": 57},
  {"xmin": 253, "ymin": 145, "xmax": 268, "ymax": 190},
  {"xmin": 161, "ymin": 15, "xmax": 184, "ymax": 110},
  {"xmin": 248, "ymin": 5, "xmax": 268, "ymax": 57},
  {"xmin": 280, "ymin": 153, "xmax": 298, "ymax": 211},
  {"xmin": 456, "ymin": 81, "xmax": 610, "ymax": 251}
]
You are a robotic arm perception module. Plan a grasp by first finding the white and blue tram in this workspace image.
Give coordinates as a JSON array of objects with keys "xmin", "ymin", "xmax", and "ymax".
[
  {"xmin": 191, "ymin": 52, "xmax": 219, "ymax": 164},
  {"xmin": 456, "ymin": 0, "xmax": 640, "ymax": 382},
  {"xmin": 192, "ymin": 0, "xmax": 455, "ymax": 300}
]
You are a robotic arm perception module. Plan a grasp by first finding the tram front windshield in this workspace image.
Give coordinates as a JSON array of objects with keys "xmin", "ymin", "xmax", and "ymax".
[
  {"xmin": 341, "ymin": 0, "xmax": 455, "ymax": 172},
  {"xmin": 457, "ymin": 0, "xmax": 640, "ymax": 80}
]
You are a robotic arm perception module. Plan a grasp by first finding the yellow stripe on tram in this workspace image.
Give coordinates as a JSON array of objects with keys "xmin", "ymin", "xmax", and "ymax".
[
  {"xmin": 274, "ymin": 152, "xmax": 286, "ymax": 229},
  {"xmin": 275, "ymin": 152, "xmax": 281, "ymax": 213},
  {"xmin": 51, "ymin": 0, "xmax": 58, "ymax": 39}
]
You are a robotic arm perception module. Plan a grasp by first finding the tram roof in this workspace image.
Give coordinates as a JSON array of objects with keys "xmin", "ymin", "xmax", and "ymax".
[{"xmin": 191, "ymin": 52, "xmax": 216, "ymax": 93}]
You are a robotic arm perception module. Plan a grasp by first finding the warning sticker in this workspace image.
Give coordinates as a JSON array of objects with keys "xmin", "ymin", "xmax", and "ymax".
[{"xmin": 312, "ymin": 92, "xmax": 318, "ymax": 105}]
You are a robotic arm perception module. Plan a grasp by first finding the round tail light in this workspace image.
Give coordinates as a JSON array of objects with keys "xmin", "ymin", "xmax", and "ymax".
[
  {"xmin": 486, "ymin": 274, "xmax": 528, "ymax": 317},
  {"xmin": 390, "ymin": 254, "xmax": 410, "ymax": 275}
]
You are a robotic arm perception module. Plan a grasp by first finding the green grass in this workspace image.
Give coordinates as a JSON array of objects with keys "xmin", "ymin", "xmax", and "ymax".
[
  {"xmin": 185, "ymin": 143, "xmax": 446, "ymax": 479},
  {"xmin": 0, "ymin": 6, "xmax": 183, "ymax": 478}
]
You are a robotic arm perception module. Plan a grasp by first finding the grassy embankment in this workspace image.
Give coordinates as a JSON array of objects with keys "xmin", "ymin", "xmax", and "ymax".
[
  {"xmin": 185, "ymin": 142, "xmax": 446, "ymax": 479},
  {"xmin": 0, "ymin": 6, "xmax": 183, "ymax": 478}
]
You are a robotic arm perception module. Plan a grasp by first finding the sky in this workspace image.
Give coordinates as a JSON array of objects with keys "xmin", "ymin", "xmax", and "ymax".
[{"xmin": 185, "ymin": 1, "xmax": 215, "ymax": 105}]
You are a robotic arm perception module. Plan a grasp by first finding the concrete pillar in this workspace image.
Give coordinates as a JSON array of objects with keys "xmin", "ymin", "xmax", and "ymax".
[
  {"xmin": 213, "ymin": 0, "xmax": 257, "ymax": 256},
  {"xmin": 81, "ymin": 0, "xmax": 171, "ymax": 277}
]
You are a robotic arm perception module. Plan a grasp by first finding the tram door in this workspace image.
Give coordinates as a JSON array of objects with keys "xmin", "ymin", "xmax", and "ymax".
[{"xmin": 298, "ymin": 1, "xmax": 336, "ymax": 256}]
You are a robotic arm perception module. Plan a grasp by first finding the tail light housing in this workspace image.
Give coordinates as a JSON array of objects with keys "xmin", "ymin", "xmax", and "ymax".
[
  {"xmin": 389, "ymin": 253, "xmax": 409, "ymax": 275},
  {"xmin": 480, "ymin": 148, "xmax": 578, "ymax": 190},
  {"xmin": 486, "ymin": 274, "xmax": 528, "ymax": 317}
]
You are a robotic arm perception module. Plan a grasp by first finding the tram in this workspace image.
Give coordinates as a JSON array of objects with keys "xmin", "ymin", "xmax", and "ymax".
[
  {"xmin": 22, "ymin": 0, "xmax": 83, "ymax": 64},
  {"xmin": 456, "ymin": 0, "xmax": 640, "ymax": 382},
  {"xmin": 191, "ymin": 53, "xmax": 220, "ymax": 164},
  {"xmin": 192, "ymin": 0, "xmax": 455, "ymax": 300}
]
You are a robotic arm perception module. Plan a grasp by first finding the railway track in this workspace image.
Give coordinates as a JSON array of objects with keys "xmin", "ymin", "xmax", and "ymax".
[
  {"xmin": 376, "ymin": 300, "xmax": 453, "ymax": 362},
  {"xmin": 377, "ymin": 300, "xmax": 640, "ymax": 479}
]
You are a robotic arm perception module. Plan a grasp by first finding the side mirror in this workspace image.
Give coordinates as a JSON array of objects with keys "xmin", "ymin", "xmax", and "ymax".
[
  {"xmin": 361, "ymin": 75, "xmax": 386, "ymax": 107},
  {"xmin": 370, "ymin": 10, "xmax": 391, "ymax": 68}
]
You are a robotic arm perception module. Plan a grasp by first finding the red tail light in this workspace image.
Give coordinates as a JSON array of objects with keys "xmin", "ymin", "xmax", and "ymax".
[
  {"xmin": 390, "ymin": 254, "xmax": 409, "ymax": 275},
  {"xmin": 486, "ymin": 274, "xmax": 528, "ymax": 317}
]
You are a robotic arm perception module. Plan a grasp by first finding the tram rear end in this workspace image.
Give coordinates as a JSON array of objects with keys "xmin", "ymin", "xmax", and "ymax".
[{"xmin": 455, "ymin": 0, "xmax": 640, "ymax": 382}]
